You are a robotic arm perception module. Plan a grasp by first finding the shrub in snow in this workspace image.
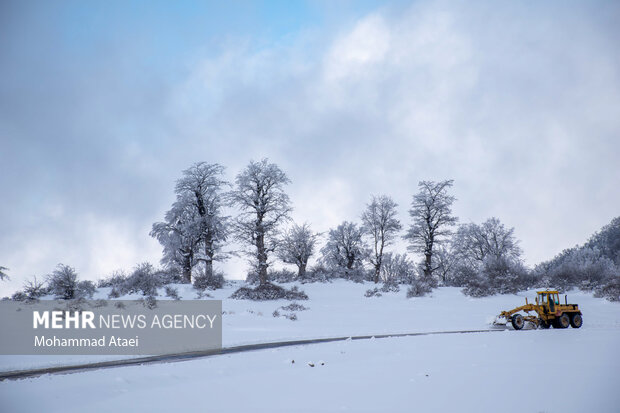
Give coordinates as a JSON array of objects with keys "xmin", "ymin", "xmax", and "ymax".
[
  {"xmin": 193, "ymin": 270, "xmax": 225, "ymax": 291},
  {"xmin": 272, "ymin": 310, "xmax": 281, "ymax": 317},
  {"xmin": 47, "ymin": 264, "xmax": 81, "ymax": 300},
  {"xmin": 268, "ymin": 268, "xmax": 297, "ymax": 283},
  {"xmin": 594, "ymin": 276, "xmax": 620, "ymax": 301},
  {"xmin": 22, "ymin": 276, "xmax": 49, "ymax": 300},
  {"xmin": 285, "ymin": 313, "xmax": 298, "ymax": 321},
  {"xmin": 381, "ymin": 253, "xmax": 416, "ymax": 284},
  {"xmin": 459, "ymin": 256, "xmax": 530, "ymax": 297},
  {"xmin": 380, "ymin": 279, "xmax": 401, "ymax": 293},
  {"xmin": 297, "ymin": 265, "xmax": 332, "ymax": 283},
  {"xmin": 142, "ymin": 295, "xmax": 157, "ymax": 309},
  {"xmin": 156, "ymin": 268, "xmax": 185, "ymax": 285},
  {"xmin": 365, "ymin": 288, "xmax": 382, "ymax": 298},
  {"xmin": 75, "ymin": 280, "xmax": 96, "ymax": 300},
  {"xmin": 406, "ymin": 279, "xmax": 433, "ymax": 298},
  {"xmin": 230, "ymin": 283, "xmax": 308, "ymax": 301},
  {"xmin": 97, "ymin": 270, "xmax": 127, "ymax": 288},
  {"xmin": 108, "ymin": 286, "xmax": 122, "ymax": 299},
  {"xmin": 165, "ymin": 286, "xmax": 180, "ymax": 300},
  {"xmin": 280, "ymin": 302, "xmax": 308, "ymax": 311},
  {"xmin": 122, "ymin": 263, "xmax": 162, "ymax": 297},
  {"xmin": 535, "ymin": 247, "xmax": 618, "ymax": 293},
  {"xmin": 11, "ymin": 291, "xmax": 27, "ymax": 301}
]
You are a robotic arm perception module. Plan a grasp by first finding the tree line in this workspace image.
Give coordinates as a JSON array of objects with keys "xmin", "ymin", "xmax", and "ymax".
[{"xmin": 3, "ymin": 159, "xmax": 618, "ymax": 302}]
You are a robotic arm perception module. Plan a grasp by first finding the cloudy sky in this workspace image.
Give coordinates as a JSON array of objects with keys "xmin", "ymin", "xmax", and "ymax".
[{"xmin": 1, "ymin": 0, "xmax": 619, "ymax": 295}]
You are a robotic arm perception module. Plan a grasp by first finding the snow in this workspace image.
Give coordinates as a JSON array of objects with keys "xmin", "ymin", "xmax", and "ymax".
[{"xmin": 1, "ymin": 282, "xmax": 619, "ymax": 412}]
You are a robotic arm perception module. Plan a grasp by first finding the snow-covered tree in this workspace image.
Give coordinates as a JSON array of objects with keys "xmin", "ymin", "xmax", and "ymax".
[
  {"xmin": 450, "ymin": 217, "xmax": 527, "ymax": 295},
  {"xmin": 433, "ymin": 245, "xmax": 458, "ymax": 285},
  {"xmin": 151, "ymin": 196, "xmax": 201, "ymax": 283},
  {"xmin": 586, "ymin": 216, "xmax": 620, "ymax": 264},
  {"xmin": 22, "ymin": 276, "xmax": 48, "ymax": 299},
  {"xmin": 229, "ymin": 159, "xmax": 292, "ymax": 285},
  {"xmin": 361, "ymin": 195, "xmax": 402, "ymax": 283},
  {"xmin": 452, "ymin": 217, "xmax": 522, "ymax": 269},
  {"xmin": 0, "ymin": 266, "xmax": 8, "ymax": 281},
  {"xmin": 278, "ymin": 223, "xmax": 319, "ymax": 280},
  {"xmin": 321, "ymin": 221, "xmax": 367, "ymax": 277},
  {"xmin": 380, "ymin": 252, "xmax": 415, "ymax": 284},
  {"xmin": 404, "ymin": 180, "xmax": 457, "ymax": 282},
  {"xmin": 151, "ymin": 162, "xmax": 229, "ymax": 284},
  {"xmin": 46, "ymin": 264, "xmax": 94, "ymax": 300}
]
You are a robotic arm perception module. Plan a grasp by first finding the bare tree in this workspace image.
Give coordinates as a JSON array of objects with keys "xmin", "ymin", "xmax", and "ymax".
[
  {"xmin": 433, "ymin": 245, "xmax": 458, "ymax": 285},
  {"xmin": 321, "ymin": 221, "xmax": 367, "ymax": 277},
  {"xmin": 381, "ymin": 252, "xmax": 415, "ymax": 284},
  {"xmin": 151, "ymin": 162, "xmax": 229, "ymax": 284},
  {"xmin": 278, "ymin": 223, "xmax": 318, "ymax": 279},
  {"xmin": 452, "ymin": 217, "xmax": 522, "ymax": 269},
  {"xmin": 229, "ymin": 159, "xmax": 292, "ymax": 285},
  {"xmin": 0, "ymin": 266, "xmax": 8, "ymax": 281},
  {"xmin": 404, "ymin": 180, "xmax": 457, "ymax": 282},
  {"xmin": 23, "ymin": 276, "xmax": 47, "ymax": 299},
  {"xmin": 361, "ymin": 195, "xmax": 402, "ymax": 283}
]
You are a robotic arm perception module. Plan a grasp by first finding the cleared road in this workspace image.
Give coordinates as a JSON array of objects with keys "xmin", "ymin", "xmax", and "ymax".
[{"xmin": 0, "ymin": 328, "xmax": 506, "ymax": 381}]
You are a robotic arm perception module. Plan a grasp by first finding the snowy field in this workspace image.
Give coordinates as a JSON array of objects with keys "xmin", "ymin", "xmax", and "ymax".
[{"xmin": 1, "ymin": 282, "xmax": 619, "ymax": 412}]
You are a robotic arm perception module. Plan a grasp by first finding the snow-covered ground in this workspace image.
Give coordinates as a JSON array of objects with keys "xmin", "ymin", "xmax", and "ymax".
[{"xmin": 1, "ymin": 281, "xmax": 619, "ymax": 412}]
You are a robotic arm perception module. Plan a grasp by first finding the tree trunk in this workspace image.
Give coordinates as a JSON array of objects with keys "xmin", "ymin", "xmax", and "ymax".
[
  {"xmin": 298, "ymin": 261, "xmax": 307, "ymax": 280},
  {"xmin": 204, "ymin": 236, "xmax": 214, "ymax": 282},
  {"xmin": 424, "ymin": 252, "xmax": 432, "ymax": 279},
  {"xmin": 182, "ymin": 250, "xmax": 192, "ymax": 284},
  {"xmin": 256, "ymin": 231, "xmax": 268, "ymax": 285}
]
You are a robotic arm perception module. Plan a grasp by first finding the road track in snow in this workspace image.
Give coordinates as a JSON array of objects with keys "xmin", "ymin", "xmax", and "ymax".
[{"xmin": 0, "ymin": 328, "xmax": 508, "ymax": 381}]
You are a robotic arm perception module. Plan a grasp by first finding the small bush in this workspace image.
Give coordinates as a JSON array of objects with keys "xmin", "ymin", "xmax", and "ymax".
[
  {"xmin": 47, "ymin": 264, "xmax": 80, "ymax": 300},
  {"xmin": 142, "ymin": 295, "xmax": 157, "ymax": 309},
  {"xmin": 285, "ymin": 313, "xmax": 298, "ymax": 321},
  {"xmin": 230, "ymin": 283, "xmax": 308, "ymax": 301},
  {"xmin": 594, "ymin": 276, "xmax": 620, "ymax": 301},
  {"xmin": 364, "ymin": 288, "xmax": 382, "ymax": 297},
  {"xmin": 123, "ymin": 263, "xmax": 162, "ymax": 297},
  {"xmin": 298, "ymin": 265, "xmax": 332, "ymax": 283},
  {"xmin": 406, "ymin": 279, "xmax": 433, "ymax": 298},
  {"xmin": 272, "ymin": 310, "xmax": 281, "ymax": 317},
  {"xmin": 280, "ymin": 302, "xmax": 308, "ymax": 311},
  {"xmin": 268, "ymin": 269, "xmax": 296, "ymax": 283},
  {"xmin": 193, "ymin": 271, "xmax": 225, "ymax": 291},
  {"xmin": 380, "ymin": 280, "xmax": 400, "ymax": 293},
  {"xmin": 75, "ymin": 280, "xmax": 96, "ymax": 300},
  {"xmin": 11, "ymin": 291, "xmax": 27, "ymax": 301},
  {"xmin": 165, "ymin": 286, "xmax": 180, "ymax": 300},
  {"xmin": 157, "ymin": 269, "xmax": 184, "ymax": 285},
  {"xmin": 108, "ymin": 286, "xmax": 122, "ymax": 299},
  {"xmin": 97, "ymin": 270, "xmax": 127, "ymax": 288},
  {"xmin": 22, "ymin": 276, "xmax": 49, "ymax": 300}
]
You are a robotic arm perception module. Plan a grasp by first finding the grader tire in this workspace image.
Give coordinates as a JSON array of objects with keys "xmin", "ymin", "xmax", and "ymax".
[
  {"xmin": 570, "ymin": 313, "xmax": 583, "ymax": 328},
  {"xmin": 538, "ymin": 319, "xmax": 550, "ymax": 329},
  {"xmin": 511, "ymin": 314, "xmax": 525, "ymax": 330},
  {"xmin": 557, "ymin": 313, "xmax": 570, "ymax": 329}
]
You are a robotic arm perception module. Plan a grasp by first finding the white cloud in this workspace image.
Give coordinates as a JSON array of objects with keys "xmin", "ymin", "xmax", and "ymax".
[{"xmin": 2, "ymin": 1, "xmax": 619, "ymax": 295}]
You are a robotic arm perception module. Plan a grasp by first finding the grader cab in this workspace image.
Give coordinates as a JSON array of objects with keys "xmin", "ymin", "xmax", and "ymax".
[{"xmin": 494, "ymin": 290, "xmax": 583, "ymax": 330}]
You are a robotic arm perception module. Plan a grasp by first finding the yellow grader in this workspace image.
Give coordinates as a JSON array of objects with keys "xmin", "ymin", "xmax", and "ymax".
[{"xmin": 494, "ymin": 290, "xmax": 583, "ymax": 330}]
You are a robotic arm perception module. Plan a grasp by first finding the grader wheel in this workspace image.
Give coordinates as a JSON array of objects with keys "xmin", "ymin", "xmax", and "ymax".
[
  {"xmin": 511, "ymin": 314, "xmax": 525, "ymax": 330},
  {"xmin": 557, "ymin": 313, "xmax": 570, "ymax": 329},
  {"xmin": 538, "ymin": 319, "xmax": 550, "ymax": 329},
  {"xmin": 570, "ymin": 314, "xmax": 583, "ymax": 328}
]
